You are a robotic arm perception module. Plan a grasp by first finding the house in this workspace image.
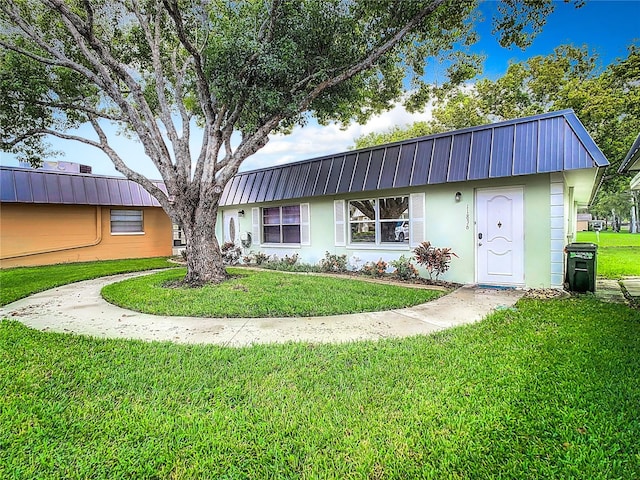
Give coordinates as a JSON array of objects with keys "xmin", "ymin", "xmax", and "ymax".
[
  {"xmin": 576, "ymin": 212, "xmax": 592, "ymax": 231},
  {"xmin": 619, "ymin": 132, "xmax": 640, "ymax": 233},
  {"xmin": 218, "ymin": 110, "xmax": 609, "ymax": 288},
  {"xmin": 0, "ymin": 164, "xmax": 173, "ymax": 268}
]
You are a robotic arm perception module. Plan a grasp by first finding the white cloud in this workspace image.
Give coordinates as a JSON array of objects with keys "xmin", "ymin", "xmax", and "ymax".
[
  {"xmin": 240, "ymin": 101, "xmax": 434, "ymax": 172},
  {"xmin": 1, "ymin": 99, "xmax": 435, "ymax": 178}
]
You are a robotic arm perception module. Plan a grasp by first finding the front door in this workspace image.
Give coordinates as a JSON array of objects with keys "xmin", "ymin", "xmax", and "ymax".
[
  {"xmin": 476, "ymin": 187, "xmax": 524, "ymax": 285},
  {"xmin": 223, "ymin": 210, "xmax": 240, "ymax": 245}
]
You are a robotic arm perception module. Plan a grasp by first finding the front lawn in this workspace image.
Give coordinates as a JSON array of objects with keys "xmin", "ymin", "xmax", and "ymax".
[
  {"xmin": 101, "ymin": 268, "xmax": 444, "ymax": 317},
  {"xmin": 0, "ymin": 257, "xmax": 175, "ymax": 306},
  {"xmin": 576, "ymin": 231, "xmax": 640, "ymax": 278},
  {"xmin": 2, "ymin": 296, "xmax": 639, "ymax": 478}
]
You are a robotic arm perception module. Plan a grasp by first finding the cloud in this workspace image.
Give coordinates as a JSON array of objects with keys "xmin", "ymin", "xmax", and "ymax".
[
  {"xmin": 1, "ymin": 99, "xmax": 435, "ymax": 178},
  {"xmin": 240, "ymin": 101, "xmax": 434, "ymax": 171}
]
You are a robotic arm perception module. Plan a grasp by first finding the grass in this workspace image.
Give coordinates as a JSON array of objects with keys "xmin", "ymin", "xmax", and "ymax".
[
  {"xmin": 0, "ymin": 257, "xmax": 174, "ymax": 306},
  {"xmin": 2, "ymin": 296, "xmax": 639, "ymax": 478},
  {"xmin": 576, "ymin": 231, "xmax": 640, "ymax": 279},
  {"xmin": 101, "ymin": 268, "xmax": 444, "ymax": 317}
]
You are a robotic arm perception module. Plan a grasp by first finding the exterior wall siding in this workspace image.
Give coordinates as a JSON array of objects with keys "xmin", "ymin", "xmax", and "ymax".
[
  {"xmin": 549, "ymin": 173, "xmax": 565, "ymax": 288},
  {"xmin": 0, "ymin": 204, "xmax": 172, "ymax": 268},
  {"xmin": 221, "ymin": 173, "xmax": 557, "ymax": 287}
]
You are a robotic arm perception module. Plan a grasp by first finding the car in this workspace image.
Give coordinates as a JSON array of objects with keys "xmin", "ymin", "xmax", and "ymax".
[{"xmin": 394, "ymin": 221, "xmax": 409, "ymax": 242}]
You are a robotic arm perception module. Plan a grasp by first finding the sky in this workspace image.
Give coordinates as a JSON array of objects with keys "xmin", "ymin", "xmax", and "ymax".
[{"xmin": 1, "ymin": 0, "xmax": 638, "ymax": 178}]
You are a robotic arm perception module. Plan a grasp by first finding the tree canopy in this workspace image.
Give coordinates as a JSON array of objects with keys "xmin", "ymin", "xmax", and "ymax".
[
  {"xmin": 0, "ymin": 0, "xmax": 579, "ymax": 284},
  {"xmin": 354, "ymin": 42, "xmax": 640, "ymax": 190}
]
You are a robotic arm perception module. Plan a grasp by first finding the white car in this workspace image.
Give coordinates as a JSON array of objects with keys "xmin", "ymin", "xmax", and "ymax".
[{"xmin": 394, "ymin": 222, "xmax": 409, "ymax": 242}]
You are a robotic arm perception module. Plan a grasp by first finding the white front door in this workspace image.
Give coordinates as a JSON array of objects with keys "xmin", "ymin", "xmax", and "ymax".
[
  {"xmin": 476, "ymin": 187, "xmax": 524, "ymax": 285},
  {"xmin": 223, "ymin": 210, "xmax": 240, "ymax": 245}
]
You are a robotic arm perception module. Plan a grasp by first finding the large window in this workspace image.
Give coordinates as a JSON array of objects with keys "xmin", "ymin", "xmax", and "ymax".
[
  {"xmin": 348, "ymin": 196, "xmax": 409, "ymax": 244},
  {"xmin": 263, "ymin": 205, "xmax": 301, "ymax": 244},
  {"xmin": 111, "ymin": 209, "xmax": 143, "ymax": 234}
]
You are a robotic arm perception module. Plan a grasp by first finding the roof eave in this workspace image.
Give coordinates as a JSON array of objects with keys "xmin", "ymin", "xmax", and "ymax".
[{"xmin": 619, "ymin": 133, "xmax": 640, "ymax": 173}]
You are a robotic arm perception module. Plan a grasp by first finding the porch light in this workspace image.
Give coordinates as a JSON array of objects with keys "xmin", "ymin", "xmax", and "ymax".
[{"xmin": 455, "ymin": 191, "xmax": 462, "ymax": 202}]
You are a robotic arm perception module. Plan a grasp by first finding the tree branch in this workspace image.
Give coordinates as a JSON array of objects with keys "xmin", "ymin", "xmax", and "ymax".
[{"xmin": 297, "ymin": 0, "xmax": 446, "ymax": 109}]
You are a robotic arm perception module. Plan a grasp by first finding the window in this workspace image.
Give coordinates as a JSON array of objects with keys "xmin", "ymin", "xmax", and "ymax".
[
  {"xmin": 111, "ymin": 209, "xmax": 143, "ymax": 234},
  {"xmin": 348, "ymin": 196, "xmax": 409, "ymax": 245},
  {"xmin": 263, "ymin": 205, "xmax": 301, "ymax": 243}
]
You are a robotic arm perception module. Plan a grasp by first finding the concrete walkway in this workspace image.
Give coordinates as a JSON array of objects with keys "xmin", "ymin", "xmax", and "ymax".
[
  {"xmin": 0, "ymin": 271, "xmax": 524, "ymax": 347},
  {"xmin": 596, "ymin": 277, "xmax": 640, "ymax": 305}
]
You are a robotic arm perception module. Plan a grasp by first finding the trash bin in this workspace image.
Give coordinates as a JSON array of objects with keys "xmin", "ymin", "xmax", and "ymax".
[{"xmin": 565, "ymin": 243, "xmax": 598, "ymax": 292}]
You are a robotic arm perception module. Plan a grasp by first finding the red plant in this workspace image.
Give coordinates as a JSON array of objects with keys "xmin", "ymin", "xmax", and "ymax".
[{"xmin": 413, "ymin": 241, "xmax": 458, "ymax": 280}]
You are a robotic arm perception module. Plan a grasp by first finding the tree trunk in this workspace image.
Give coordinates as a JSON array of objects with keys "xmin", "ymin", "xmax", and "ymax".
[{"xmin": 180, "ymin": 202, "xmax": 228, "ymax": 286}]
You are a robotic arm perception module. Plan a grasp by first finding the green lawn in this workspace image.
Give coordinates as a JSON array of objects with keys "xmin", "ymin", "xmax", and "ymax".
[
  {"xmin": 576, "ymin": 231, "xmax": 640, "ymax": 278},
  {"xmin": 0, "ymin": 257, "xmax": 175, "ymax": 306},
  {"xmin": 101, "ymin": 268, "xmax": 444, "ymax": 317},
  {"xmin": 2, "ymin": 296, "xmax": 639, "ymax": 479}
]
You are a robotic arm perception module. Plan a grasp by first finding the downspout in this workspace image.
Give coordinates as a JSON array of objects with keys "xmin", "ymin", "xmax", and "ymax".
[
  {"xmin": 566, "ymin": 186, "xmax": 575, "ymax": 244},
  {"xmin": 0, "ymin": 206, "xmax": 103, "ymax": 260}
]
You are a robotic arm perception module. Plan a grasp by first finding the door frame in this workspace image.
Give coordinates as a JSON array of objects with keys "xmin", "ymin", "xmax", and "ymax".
[
  {"xmin": 475, "ymin": 186, "xmax": 525, "ymax": 286},
  {"xmin": 222, "ymin": 210, "xmax": 240, "ymax": 245}
]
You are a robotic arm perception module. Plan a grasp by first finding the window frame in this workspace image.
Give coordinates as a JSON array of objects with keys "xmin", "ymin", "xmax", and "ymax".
[
  {"xmin": 262, "ymin": 204, "xmax": 302, "ymax": 244},
  {"xmin": 347, "ymin": 196, "xmax": 410, "ymax": 246},
  {"xmin": 110, "ymin": 209, "xmax": 144, "ymax": 235}
]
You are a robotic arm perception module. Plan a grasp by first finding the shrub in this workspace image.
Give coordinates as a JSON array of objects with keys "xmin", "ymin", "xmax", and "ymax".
[
  {"xmin": 318, "ymin": 252, "xmax": 348, "ymax": 273},
  {"xmin": 221, "ymin": 242, "xmax": 242, "ymax": 265},
  {"xmin": 283, "ymin": 253, "xmax": 299, "ymax": 266},
  {"xmin": 413, "ymin": 241, "xmax": 458, "ymax": 280},
  {"xmin": 245, "ymin": 251, "xmax": 272, "ymax": 265},
  {"xmin": 361, "ymin": 259, "xmax": 388, "ymax": 277},
  {"xmin": 390, "ymin": 255, "xmax": 419, "ymax": 281}
]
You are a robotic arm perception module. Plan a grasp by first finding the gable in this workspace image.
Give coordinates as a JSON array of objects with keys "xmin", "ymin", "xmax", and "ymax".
[
  {"xmin": 221, "ymin": 109, "xmax": 608, "ymax": 206},
  {"xmin": 620, "ymin": 132, "xmax": 640, "ymax": 173}
]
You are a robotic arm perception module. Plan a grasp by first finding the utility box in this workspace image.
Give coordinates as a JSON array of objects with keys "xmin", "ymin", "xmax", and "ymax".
[{"xmin": 565, "ymin": 243, "xmax": 598, "ymax": 293}]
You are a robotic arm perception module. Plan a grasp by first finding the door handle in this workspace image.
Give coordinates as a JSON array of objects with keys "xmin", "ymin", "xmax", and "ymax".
[
  {"xmin": 478, "ymin": 242, "xmax": 483, "ymax": 246},
  {"xmin": 478, "ymin": 232, "xmax": 483, "ymax": 240}
]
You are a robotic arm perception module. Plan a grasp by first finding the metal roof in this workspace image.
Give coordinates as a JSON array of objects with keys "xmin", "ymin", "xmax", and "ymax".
[
  {"xmin": 0, "ymin": 166, "xmax": 165, "ymax": 207},
  {"xmin": 619, "ymin": 132, "xmax": 640, "ymax": 172},
  {"xmin": 221, "ymin": 109, "xmax": 608, "ymax": 206}
]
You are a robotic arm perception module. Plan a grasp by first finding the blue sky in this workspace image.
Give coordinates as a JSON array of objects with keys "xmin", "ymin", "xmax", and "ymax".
[{"xmin": 1, "ymin": 0, "xmax": 638, "ymax": 178}]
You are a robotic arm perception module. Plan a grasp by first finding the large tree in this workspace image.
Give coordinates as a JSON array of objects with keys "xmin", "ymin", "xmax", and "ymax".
[
  {"xmin": 1, "ymin": 0, "xmax": 572, "ymax": 285},
  {"xmin": 354, "ymin": 43, "xmax": 640, "ymax": 199}
]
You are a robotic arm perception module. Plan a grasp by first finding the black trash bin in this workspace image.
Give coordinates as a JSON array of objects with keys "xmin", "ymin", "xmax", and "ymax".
[{"xmin": 565, "ymin": 243, "xmax": 598, "ymax": 292}]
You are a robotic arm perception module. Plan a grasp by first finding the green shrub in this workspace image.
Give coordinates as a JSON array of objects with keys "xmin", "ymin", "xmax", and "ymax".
[
  {"xmin": 390, "ymin": 255, "xmax": 419, "ymax": 281},
  {"xmin": 318, "ymin": 252, "xmax": 348, "ymax": 273},
  {"xmin": 361, "ymin": 259, "xmax": 389, "ymax": 277}
]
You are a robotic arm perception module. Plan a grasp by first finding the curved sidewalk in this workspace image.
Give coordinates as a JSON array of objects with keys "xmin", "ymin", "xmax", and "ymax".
[{"xmin": 0, "ymin": 271, "xmax": 524, "ymax": 347}]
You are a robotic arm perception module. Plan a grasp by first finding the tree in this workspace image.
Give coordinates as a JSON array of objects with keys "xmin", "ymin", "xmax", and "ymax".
[
  {"xmin": 0, "ymin": 0, "xmax": 572, "ymax": 285},
  {"xmin": 353, "ymin": 43, "xmax": 640, "ymax": 211}
]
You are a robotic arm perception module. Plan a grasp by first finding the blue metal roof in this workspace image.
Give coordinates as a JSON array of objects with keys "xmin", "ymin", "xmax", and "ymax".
[
  {"xmin": 0, "ymin": 166, "xmax": 166, "ymax": 207},
  {"xmin": 221, "ymin": 109, "xmax": 608, "ymax": 206}
]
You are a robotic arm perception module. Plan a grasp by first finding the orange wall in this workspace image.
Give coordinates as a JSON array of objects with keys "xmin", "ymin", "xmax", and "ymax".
[{"xmin": 0, "ymin": 203, "xmax": 172, "ymax": 268}]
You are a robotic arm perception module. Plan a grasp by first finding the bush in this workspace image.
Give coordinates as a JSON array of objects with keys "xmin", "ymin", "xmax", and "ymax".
[
  {"xmin": 390, "ymin": 255, "xmax": 419, "ymax": 281},
  {"xmin": 413, "ymin": 241, "xmax": 457, "ymax": 280},
  {"xmin": 282, "ymin": 253, "xmax": 299, "ymax": 266},
  {"xmin": 361, "ymin": 259, "xmax": 388, "ymax": 277},
  {"xmin": 221, "ymin": 242, "xmax": 242, "ymax": 265},
  {"xmin": 318, "ymin": 252, "xmax": 348, "ymax": 273},
  {"xmin": 243, "ymin": 251, "xmax": 271, "ymax": 265}
]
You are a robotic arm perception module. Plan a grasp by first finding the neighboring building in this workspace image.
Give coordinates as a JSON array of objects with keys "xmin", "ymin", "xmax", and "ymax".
[
  {"xmin": 619, "ymin": 132, "xmax": 640, "ymax": 234},
  {"xmin": 576, "ymin": 213, "xmax": 592, "ymax": 231},
  {"xmin": 218, "ymin": 110, "xmax": 609, "ymax": 288},
  {"xmin": 0, "ymin": 165, "xmax": 173, "ymax": 268}
]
